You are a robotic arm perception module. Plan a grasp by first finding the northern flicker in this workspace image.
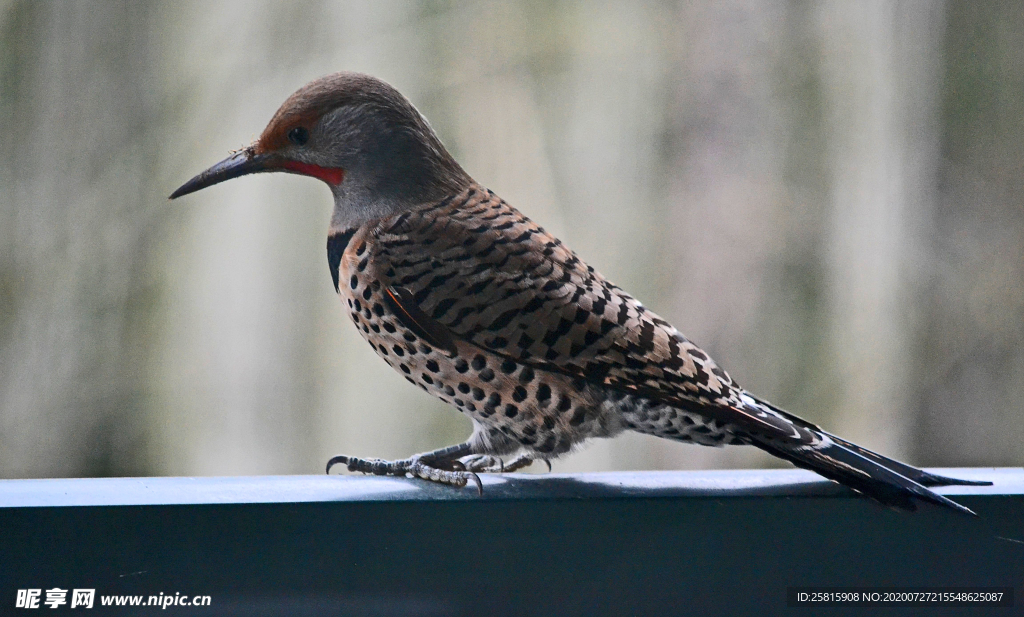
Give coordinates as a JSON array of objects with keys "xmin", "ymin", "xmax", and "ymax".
[{"xmin": 171, "ymin": 72, "xmax": 988, "ymax": 514}]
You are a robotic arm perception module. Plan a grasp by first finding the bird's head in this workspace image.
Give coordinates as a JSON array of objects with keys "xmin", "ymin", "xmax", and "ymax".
[{"xmin": 170, "ymin": 72, "xmax": 471, "ymax": 230}]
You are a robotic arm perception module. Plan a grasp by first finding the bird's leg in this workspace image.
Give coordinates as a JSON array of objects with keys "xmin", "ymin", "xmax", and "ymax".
[
  {"xmin": 456, "ymin": 454, "xmax": 505, "ymax": 472},
  {"xmin": 326, "ymin": 442, "xmax": 483, "ymax": 493},
  {"xmin": 456, "ymin": 453, "xmax": 552, "ymax": 473},
  {"xmin": 503, "ymin": 454, "xmax": 552, "ymax": 473}
]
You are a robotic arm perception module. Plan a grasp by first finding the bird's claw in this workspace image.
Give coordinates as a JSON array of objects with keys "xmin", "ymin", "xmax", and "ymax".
[{"xmin": 325, "ymin": 454, "xmax": 350, "ymax": 474}]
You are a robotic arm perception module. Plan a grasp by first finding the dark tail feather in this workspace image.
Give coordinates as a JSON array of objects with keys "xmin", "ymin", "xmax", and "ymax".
[
  {"xmin": 746, "ymin": 394, "xmax": 992, "ymax": 490},
  {"xmin": 750, "ymin": 435, "xmax": 979, "ymax": 516},
  {"xmin": 821, "ymin": 433, "xmax": 991, "ymax": 488}
]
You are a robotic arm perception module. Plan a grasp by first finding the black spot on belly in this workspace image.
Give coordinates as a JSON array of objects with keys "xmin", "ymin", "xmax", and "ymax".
[
  {"xmin": 512, "ymin": 386, "xmax": 527, "ymax": 403},
  {"xmin": 471, "ymin": 355, "xmax": 487, "ymax": 370},
  {"xmin": 569, "ymin": 408, "xmax": 587, "ymax": 426},
  {"xmin": 536, "ymin": 437, "xmax": 555, "ymax": 453},
  {"xmin": 479, "ymin": 368, "xmax": 495, "ymax": 382}
]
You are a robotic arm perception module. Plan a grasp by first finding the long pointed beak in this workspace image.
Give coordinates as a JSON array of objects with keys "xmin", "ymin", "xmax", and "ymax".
[{"xmin": 169, "ymin": 148, "xmax": 277, "ymax": 199}]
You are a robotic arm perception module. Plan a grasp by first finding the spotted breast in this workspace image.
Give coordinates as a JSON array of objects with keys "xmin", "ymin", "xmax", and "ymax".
[{"xmin": 332, "ymin": 185, "xmax": 775, "ymax": 461}]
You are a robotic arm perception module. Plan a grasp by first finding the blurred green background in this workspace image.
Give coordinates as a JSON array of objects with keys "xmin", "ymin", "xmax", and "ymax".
[{"xmin": 0, "ymin": 0, "xmax": 1021, "ymax": 479}]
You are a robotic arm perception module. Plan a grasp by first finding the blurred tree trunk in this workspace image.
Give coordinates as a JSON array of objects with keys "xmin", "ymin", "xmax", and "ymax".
[
  {"xmin": 660, "ymin": 0, "xmax": 832, "ymax": 470},
  {"xmin": 0, "ymin": 0, "xmax": 161, "ymax": 477},
  {"xmin": 660, "ymin": 0, "xmax": 947, "ymax": 469},
  {"xmin": 817, "ymin": 1, "xmax": 946, "ymax": 459},
  {"xmin": 914, "ymin": 0, "xmax": 1024, "ymax": 466}
]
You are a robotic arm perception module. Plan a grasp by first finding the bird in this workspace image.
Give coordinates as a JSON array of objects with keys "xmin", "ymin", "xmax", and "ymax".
[{"xmin": 171, "ymin": 72, "xmax": 989, "ymax": 515}]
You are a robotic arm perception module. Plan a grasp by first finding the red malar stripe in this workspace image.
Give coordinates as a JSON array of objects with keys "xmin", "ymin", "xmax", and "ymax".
[{"xmin": 281, "ymin": 161, "xmax": 345, "ymax": 185}]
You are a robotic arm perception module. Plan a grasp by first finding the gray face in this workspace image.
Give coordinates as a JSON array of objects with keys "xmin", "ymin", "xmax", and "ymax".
[{"xmin": 308, "ymin": 101, "xmax": 470, "ymax": 232}]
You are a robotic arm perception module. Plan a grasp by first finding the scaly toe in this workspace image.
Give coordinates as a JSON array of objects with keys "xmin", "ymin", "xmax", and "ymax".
[
  {"xmin": 408, "ymin": 460, "xmax": 483, "ymax": 494},
  {"xmin": 326, "ymin": 454, "xmax": 411, "ymax": 477}
]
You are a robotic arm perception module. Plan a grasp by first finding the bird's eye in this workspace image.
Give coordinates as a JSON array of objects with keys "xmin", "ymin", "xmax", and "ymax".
[{"xmin": 287, "ymin": 126, "xmax": 310, "ymax": 146}]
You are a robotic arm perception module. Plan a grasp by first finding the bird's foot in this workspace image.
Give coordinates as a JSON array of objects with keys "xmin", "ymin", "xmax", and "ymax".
[{"xmin": 326, "ymin": 443, "xmax": 483, "ymax": 494}]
